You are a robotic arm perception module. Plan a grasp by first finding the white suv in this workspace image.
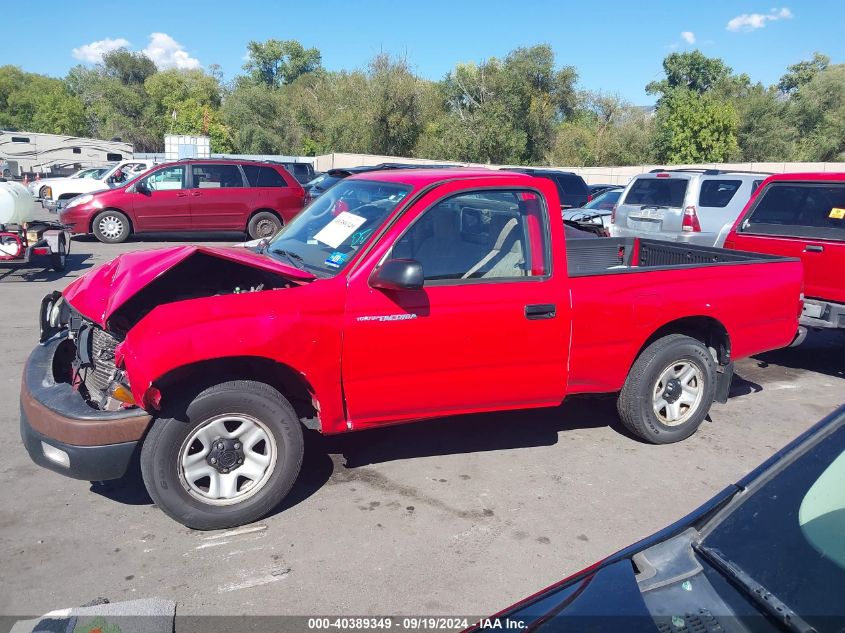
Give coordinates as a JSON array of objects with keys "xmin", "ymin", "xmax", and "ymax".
[{"xmin": 610, "ymin": 169, "xmax": 769, "ymax": 247}]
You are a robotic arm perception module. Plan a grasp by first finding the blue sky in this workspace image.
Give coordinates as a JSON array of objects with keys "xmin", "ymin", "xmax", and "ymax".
[{"xmin": 6, "ymin": 0, "xmax": 843, "ymax": 104}]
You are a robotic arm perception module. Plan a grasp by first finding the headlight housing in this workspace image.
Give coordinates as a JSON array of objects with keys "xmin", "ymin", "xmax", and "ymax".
[{"xmin": 66, "ymin": 194, "xmax": 94, "ymax": 209}]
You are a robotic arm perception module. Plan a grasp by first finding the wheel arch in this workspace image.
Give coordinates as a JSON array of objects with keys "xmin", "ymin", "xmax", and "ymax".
[
  {"xmin": 151, "ymin": 356, "xmax": 320, "ymax": 431},
  {"xmin": 635, "ymin": 316, "xmax": 731, "ymax": 368}
]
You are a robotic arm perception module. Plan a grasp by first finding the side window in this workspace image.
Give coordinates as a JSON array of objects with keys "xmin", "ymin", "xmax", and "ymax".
[
  {"xmin": 556, "ymin": 174, "xmax": 588, "ymax": 196},
  {"xmin": 140, "ymin": 166, "xmax": 185, "ymax": 191},
  {"xmin": 243, "ymin": 165, "xmax": 287, "ymax": 188},
  {"xmin": 192, "ymin": 164, "xmax": 244, "ymax": 189},
  {"xmin": 393, "ymin": 190, "xmax": 549, "ymax": 283},
  {"xmin": 698, "ymin": 179, "xmax": 742, "ymax": 208},
  {"xmin": 744, "ymin": 183, "xmax": 845, "ymax": 239},
  {"xmin": 106, "ymin": 153, "xmax": 123, "ymax": 161}
]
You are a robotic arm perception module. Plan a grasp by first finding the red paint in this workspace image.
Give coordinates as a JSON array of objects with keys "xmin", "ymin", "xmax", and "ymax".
[
  {"xmin": 725, "ymin": 173, "xmax": 845, "ymax": 305},
  {"xmin": 57, "ymin": 160, "xmax": 305, "ymax": 237},
  {"xmin": 64, "ymin": 169, "xmax": 803, "ymax": 435}
]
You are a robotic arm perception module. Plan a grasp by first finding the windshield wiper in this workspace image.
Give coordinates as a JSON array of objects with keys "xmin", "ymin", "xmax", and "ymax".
[
  {"xmin": 269, "ymin": 248, "xmax": 307, "ymax": 272},
  {"xmin": 693, "ymin": 544, "xmax": 817, "ymax": 633}
]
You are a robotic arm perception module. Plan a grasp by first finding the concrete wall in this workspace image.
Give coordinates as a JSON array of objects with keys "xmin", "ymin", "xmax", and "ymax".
[{"xmin": 312, "ymin": 152, "xmax": 845, "ymax": 185}]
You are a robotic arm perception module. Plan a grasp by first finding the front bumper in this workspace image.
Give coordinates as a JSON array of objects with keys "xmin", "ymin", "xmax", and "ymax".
[{"xmin": 20, "ymin": 334, "xmax": 153, "ymax": 481}]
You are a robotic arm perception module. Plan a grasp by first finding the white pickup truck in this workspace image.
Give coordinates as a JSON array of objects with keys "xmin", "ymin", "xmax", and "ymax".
[{"xmin": 41, "ymin": 159, "xmax": 156, "ymax": 210}]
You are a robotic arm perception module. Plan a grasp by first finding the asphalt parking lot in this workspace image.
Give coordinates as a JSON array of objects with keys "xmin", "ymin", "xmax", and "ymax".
[{"xmin": 1, "ymin": 203, "xmax": 844, "ymax": 618}]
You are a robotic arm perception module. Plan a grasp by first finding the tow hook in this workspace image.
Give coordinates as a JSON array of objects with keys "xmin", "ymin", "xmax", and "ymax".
[
  {"xmin": 789, "ymin": 326, "xmax": 808, "ymax": 348},
  {"xmin": 206, "ymin": 438, "xmax": 245, "ymax": 474}
]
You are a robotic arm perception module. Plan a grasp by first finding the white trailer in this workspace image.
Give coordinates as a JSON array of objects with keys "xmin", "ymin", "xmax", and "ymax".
[{"xmin": 0, "ymin": 131, "xmax": 133, "ymax": 177}]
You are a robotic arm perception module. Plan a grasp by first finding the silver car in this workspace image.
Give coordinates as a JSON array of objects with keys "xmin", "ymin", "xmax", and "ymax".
[{"xmin": 610, "ymin": 169, "xmax": 768, "ymax": 247}]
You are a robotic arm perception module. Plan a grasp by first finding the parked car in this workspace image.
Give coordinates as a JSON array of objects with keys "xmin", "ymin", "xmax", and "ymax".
[
  {"xmin": 58, "ymin": 159, "xmax": 307, "ymax": 243},
  {"xmin": 611, "ymin": 169, "xmax": 768, "ymax": 247},
  {"xmin": 305, "ymin": 163, "xmax": 458, "ymax": 200},
  {"xmin": 501, "ymin": 167, "xmax": 590, "ymax": 209},
  {"xmin": 724, "ymin": 172, "xmax": 845, "ymax": 336},
  {"xmin": 563, "ymin": 187, "xmax": 624, "ymax": 230},
  {"xmin": 41, "ymin": 159, "xmax": 157, "ymax": 209},
  {"xmin": 28, "ymin": 167, "xmax": 111, "ymax": 199},
  {"xmin": 473, "ymin": 404, "xmax": 845, "ymax": 632},
  {"xmin": 22, "ymin": 169, "xmax": 802, "ymax": 528},
  {"xmin": 268, "ymin": 160, "xmax": 314, "ymax": 185},
  {"xmin": 589, "ymin": 183, "xmax": 620, "ymax": 197}
]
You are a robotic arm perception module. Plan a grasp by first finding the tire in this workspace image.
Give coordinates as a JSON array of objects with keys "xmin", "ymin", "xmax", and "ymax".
[
  {"xmin": 39, "ymin": 185, "xmax": 50, "ymax": 198},
  {"xmin": 140, "ymin": 380, "xmax": 304, "ymax": 530},
  {"xmin": 50, "ymin": 235, "xmax": 67, "ymax": 272},
  {"xmin": 92, "ymin": 210, "xmax": 131, "ymax": 243},
  {"xmin": 617, "ymin": 334, "xmax": 717, "ymax": 444},
  {"xmin": 247, "ymin": 211, "xmax": 282, "ymax": 240}
]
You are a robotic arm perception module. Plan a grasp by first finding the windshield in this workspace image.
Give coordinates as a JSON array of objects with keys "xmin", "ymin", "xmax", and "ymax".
[
  {"xmin": 307, "ymin": 173, "xmax": 344, "ymax": 191},
  {"xmin": 584, "ymin": 190, "xmax": 621, "ymax": 210},
  {"xmin": 267, "ymin": 179, "xmax": 411, "ymax": 277},
  {"xmin": 700, "ymin": 416, "xmax": 845, "ymax": 626}
]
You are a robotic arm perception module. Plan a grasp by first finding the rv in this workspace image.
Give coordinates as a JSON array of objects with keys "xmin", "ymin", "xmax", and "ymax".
[{"xmin": 0, "ymin": 131, "xmax": 133, "ymax": 178}]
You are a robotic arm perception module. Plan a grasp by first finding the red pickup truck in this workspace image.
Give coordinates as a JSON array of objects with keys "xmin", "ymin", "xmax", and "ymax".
[
  {"xmin": 724, "ymin": 172, "xmax": 845, "ymax": 339},
  {"xmin": 21, "ymin": 169, "xmax": 803, "ymax": 529}
]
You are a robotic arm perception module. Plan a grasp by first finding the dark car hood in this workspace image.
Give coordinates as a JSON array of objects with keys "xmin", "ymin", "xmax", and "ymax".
[
  {"xmin": 487, "ymin": 560, "xmax": 654, "ymax": 631},
  {"xmin": 63, "ymin": 245, "xmax": 314, "ymax": 327}
]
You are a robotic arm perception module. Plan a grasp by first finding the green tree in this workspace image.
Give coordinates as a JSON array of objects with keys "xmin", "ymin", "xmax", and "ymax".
[
  {"xmin": 778, "ymin": 52, "xmax": 830, "ymax": 95},
  {"xmin": 0, "ymin": 66, "xmax": 87, "ymax": 135},
  {"xmin": 789, "ymin": 64, "xmax": 845, "ymax": 161},
  {"xmin": 653, "ymin": 88, "xmax": 739, "ymax": 163},
  {"xmin": 735, "ymin": 85, "xmax": 795, "ymax": 161},
  {"xmin": 101, "ymin": 49, "xmax": 157, "ymax": 85},
  {"xmin": 647, "ymin": 50, "xmax": 733, "ymax": 97},
  {"xmin": 243, "ymin": 39, "xmax": 321, "ymax": 88}
]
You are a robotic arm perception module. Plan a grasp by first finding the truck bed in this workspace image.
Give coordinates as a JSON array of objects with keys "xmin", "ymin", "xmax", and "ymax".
[{"xmin": 566, "ymin": 237, "xmax": 794, "ymax": 277}]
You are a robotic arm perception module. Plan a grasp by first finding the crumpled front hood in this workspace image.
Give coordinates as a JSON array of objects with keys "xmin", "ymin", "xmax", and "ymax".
[{"xmin": 63, "ymin": 245, "xmax": 314, "ymax": 327}]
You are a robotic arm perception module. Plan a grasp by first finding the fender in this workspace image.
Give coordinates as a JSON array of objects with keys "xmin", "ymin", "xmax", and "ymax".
[{"xmin": 115, "ymin": 278, "xmax": 348, "ymax": 434}]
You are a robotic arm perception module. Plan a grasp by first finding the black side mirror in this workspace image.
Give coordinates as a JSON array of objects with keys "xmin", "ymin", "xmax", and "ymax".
[
  {"xmin": 371, "ymin": 259, "xmax": 424, "ymax": 291},
  {"xmin": 135, "ymin": 180, "xmax": 150, "ymax": 194}
]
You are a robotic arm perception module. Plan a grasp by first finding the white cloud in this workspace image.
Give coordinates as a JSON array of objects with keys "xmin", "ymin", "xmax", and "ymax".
[
  {"xmin": 142, "ymin": 33, "xmax": 200, "ymax": 70},
  {"xmin": 72, "ymin": 37, "xmax": 131, "ymax": 63},
  {"xmin": 727, "ymin": 7, "xmax": 793, "ymax": 32},
  {"xmin": 680, "ymin": 31, "xmax": 696, "ymax": 44}
]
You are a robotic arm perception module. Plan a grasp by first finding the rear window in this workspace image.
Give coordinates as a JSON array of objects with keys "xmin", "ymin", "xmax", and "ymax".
[
  {"xmin": 743, "ymin": 182, "xmax": 845, "ymax": 240},
  {"xmin": 242, "ymin": 165, "xmax": 288, "ymax": 188},
  {"xmin": 623, "ymin": 178, "xmax": 688, "ymax": 208},
  {"xmin": 554, "ymin": 174, "xmax": 588, "ymax": 194},
  {"xmin": 698, "ymin": 179, "xmax": 741, "ymax": 208}
]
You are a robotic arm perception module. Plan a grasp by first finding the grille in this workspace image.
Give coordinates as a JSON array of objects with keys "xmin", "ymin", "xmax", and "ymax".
[{"xmin": 83, "ymin": 327, "xmax": 119, "ymax": 395}]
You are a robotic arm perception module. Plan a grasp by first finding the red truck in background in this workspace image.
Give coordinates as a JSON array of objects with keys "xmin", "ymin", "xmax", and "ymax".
[
  {"xmin": 724, "ymin": 172, "xmax": 845, "ymax": 340},
  {"xmin": 21, "ymin": 169, "xmax": 803, "ymax": 529}
]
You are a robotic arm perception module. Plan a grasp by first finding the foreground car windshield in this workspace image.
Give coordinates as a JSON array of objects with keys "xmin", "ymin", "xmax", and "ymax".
[
  {"xmin": 268, "ymin": 179, "xmax": 411, "ymax": 276},
  {"xmin": 700, "ymin": 416, "xmax": 845, "ymax": 627}
]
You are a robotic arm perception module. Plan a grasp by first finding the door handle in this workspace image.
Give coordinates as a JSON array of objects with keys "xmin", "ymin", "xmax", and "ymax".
[
  {"xmin": 804, "ymin": 245, "xmax": 824, "ymax": 253},
  {"xmin": 176, "ymin": 192, "xmax": 188, "ymax": 198},
  {"xmin": 525, "ymin": 304, "xmax": 556, "ymax": 320},
  {"xmin": 191, "ymin": 191, "xmax": 202, "ymax": 197}
]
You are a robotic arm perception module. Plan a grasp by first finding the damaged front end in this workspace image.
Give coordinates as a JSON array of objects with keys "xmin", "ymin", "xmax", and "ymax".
[{"xmin": 21, "ymin": 245, "xmax": 311, "ymax": 480}]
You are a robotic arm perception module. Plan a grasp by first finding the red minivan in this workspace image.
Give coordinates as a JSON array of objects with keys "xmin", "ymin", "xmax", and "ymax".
[
  {"xmin": 725, "ymin": 173, "xmax": 845, "ymax": 333},
  {"xmin": 58, "ymin": 159, "xmax": 307, "ymax": 243}
]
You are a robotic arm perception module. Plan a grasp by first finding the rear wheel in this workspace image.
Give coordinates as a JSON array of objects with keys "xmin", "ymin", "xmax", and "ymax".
[
  {"xmin": 92, "ymin": 210, "xmax": 131, "ymax": 243},
  {"xmin": 617, "ymin": 334, "xmax": 717, "ymax": 444},
  {"xmin": 50, "ymin": 235, "xmax": 67, "ymax": 272},
  {"xmin": 140, "ymin": 380, "xmax": 304, "ymax": 530},
  {"xmin": 247, "ymin": 211, "xmax": 282, "ymax": 240}
]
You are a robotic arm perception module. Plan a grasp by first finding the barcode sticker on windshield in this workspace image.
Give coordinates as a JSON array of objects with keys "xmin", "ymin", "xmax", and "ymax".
[
  {"xmin": 314, "ymin": 212, "xmax": 367, "ymax": 248},
  {"xmin": 829, "ymin": 207, "xmax": 845, "ymax": 220}
]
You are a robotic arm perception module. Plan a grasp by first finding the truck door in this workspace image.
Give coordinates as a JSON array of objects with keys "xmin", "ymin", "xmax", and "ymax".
[
  {"xmin": 726, "ymin": 181, "xmax": 845, "ymax": 304},
  {"xmin": 341, "ymin": 182, "xmax": 570, "ymax": 427}
]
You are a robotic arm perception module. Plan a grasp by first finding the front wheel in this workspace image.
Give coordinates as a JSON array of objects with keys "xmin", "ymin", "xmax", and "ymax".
[
  {"xmin": 92, "ymin": 210, "xmax": 131, "ymax": 243},
  {"xmin": 617, "ymin": 334, "xmax": 717, "ymax": 444},
  {"xmin": 140, "ymin": 381, "xmax": 304, "ymax": 530}
]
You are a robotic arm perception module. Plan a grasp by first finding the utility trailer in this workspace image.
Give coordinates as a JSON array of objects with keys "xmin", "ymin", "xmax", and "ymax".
[{"xmin": 0, "ymin": 180, "xmax": 69, "ymax": 272}]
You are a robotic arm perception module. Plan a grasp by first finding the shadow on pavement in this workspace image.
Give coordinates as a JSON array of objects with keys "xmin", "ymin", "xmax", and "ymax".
[
  {"xmin": 0, "ymin": 253, "xmax": 94, "ymax": 282},
  {"xmin": 753, "ymin": 328, "xmax": 845, "ymax": 381}
]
